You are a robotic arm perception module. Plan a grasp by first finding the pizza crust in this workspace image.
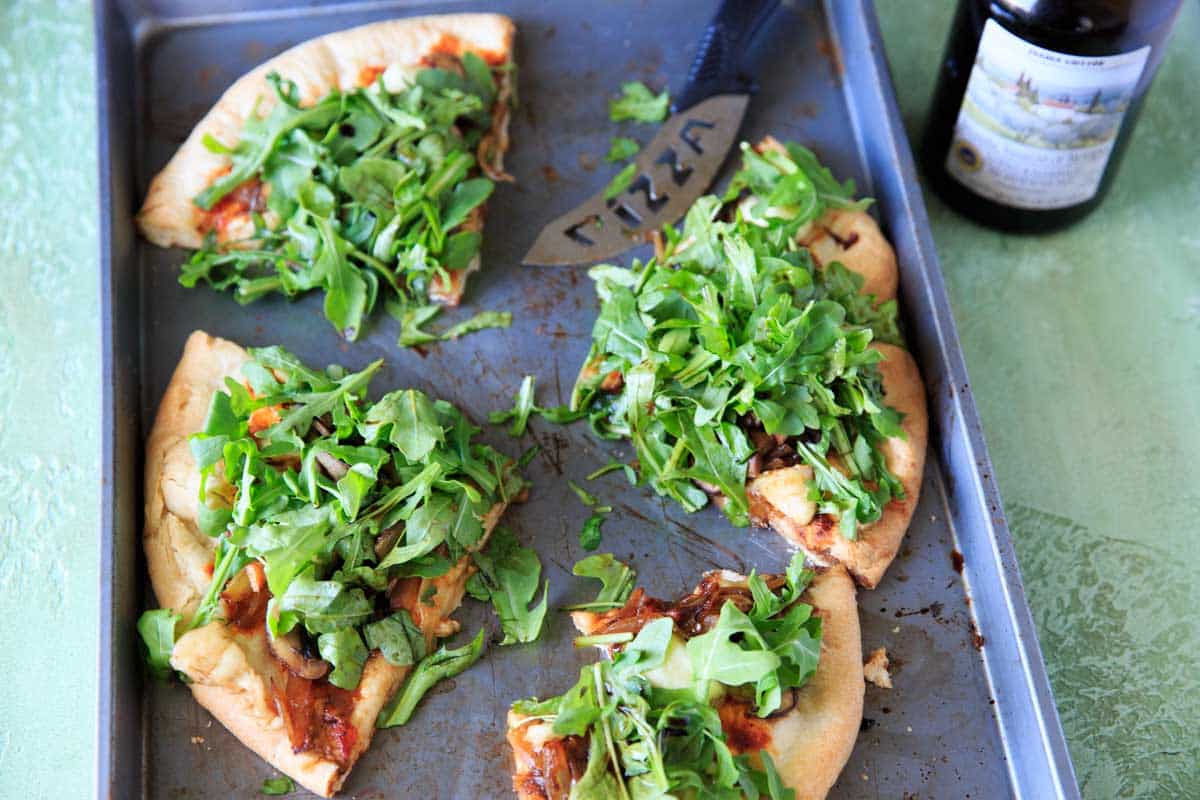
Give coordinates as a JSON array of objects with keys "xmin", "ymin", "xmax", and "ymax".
[
  {"xmin": 756, "ymin": 564, "xmax": 864, "ymax": 800},
  {"xmin": 748, "ymin": 343, "xmax": 928, "ymax": 588},
  {"xmin": 512, "ymin": 566, "xmax": 863, "ymax": 800},
  {"xmin": 136, "ymin": 14, "xmax": 514, "ymax": 250},
  {"xmin": 145, "ymin": 330, "xmax": 505, "ymax": 796}
]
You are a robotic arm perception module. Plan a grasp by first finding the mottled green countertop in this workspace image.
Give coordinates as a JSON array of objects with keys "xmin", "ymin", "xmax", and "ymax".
[{"xmin": 0, "ymin": 1, "xmax": 1195, "ymax": 798}]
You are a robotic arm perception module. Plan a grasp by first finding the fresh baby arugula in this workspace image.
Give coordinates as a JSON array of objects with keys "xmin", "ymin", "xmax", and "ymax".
[
  {"xmin": 512, "ymin": 552, "xmax": 818, "ymax": 799},
  {"xmin": 608, "ymin": 80, "xmax": 670, "ymax": 123},
  {"xmin": 181, "ymin": 53, "xmax": 515, "ymax": 345},
  {"xmin": 570, "ymin": 141, "xmax": 906, "ymax": 540},
  {"xmin": 137, "ymin": 347, "xmax": 545, "ymax": 718}
]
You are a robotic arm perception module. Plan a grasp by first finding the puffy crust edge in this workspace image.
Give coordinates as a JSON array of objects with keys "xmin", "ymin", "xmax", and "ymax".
[
  {"xmin": 136, "ymin": 14, "xmax": 514, "ymax": 249},
  {"xmin": 749, "ymin": 343, "xmax": 928, "ymax": 588},
  {"xmin": 759, "ymin": 564, "xmax": 863, "ymax": 800}
]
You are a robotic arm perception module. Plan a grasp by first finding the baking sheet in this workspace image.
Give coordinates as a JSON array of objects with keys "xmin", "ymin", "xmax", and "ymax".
[{"xmin": 96, "ymin": 0, "xmax": 1080, "ymax": 797}]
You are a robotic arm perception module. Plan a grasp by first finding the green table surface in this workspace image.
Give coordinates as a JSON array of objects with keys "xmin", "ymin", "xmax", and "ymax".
[{"xmin": 0, "ymin": 1, "xmax": 1195, "ymax": 798}]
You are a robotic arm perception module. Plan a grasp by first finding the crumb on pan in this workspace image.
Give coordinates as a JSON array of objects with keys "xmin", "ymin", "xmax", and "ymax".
[{"xmin": 864, "ymin": 647, "xmax": 893, "ymax": 689}]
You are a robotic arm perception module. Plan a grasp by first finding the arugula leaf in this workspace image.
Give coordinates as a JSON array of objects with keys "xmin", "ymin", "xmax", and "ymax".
[
  {"xmin": 569, "ymin": 553, "xmax": 636, "ymax": 609},
  {"xmin": 490, "ymin": 374, "xmax": 586, "ymax": 436},
  {"xmin": 377, "ymin": 628, "xmax": 486, "ymax": 727},
  {"xmin": 609, "ymin": 81, "xmax": 670, "ymax": 123},
  {"xmin": 467, "ymin": 527, "xmax": 549, "ymax": 645},
  {"xmin": 490, "ymin": 374, "xmax": 536, "ymax": 436},
  {"xmin": 441, "ymin": 310, "xmax": 511, "ymax": 340},
  {"xmin": 605, "ymin": 136, "xmax": 640, "ymax": 163},
  {"xmin": 363, "ymin": 610, "xmax": 426, "ymax": 666},
  {"xmin": 579, "ymin": 513, "xmax": 606, "ymax": 551},
  {"xmin": 260, "ymin": 776, "xmax": 295, "ymax": 795},
  {"xmin": 361, "ymin": 389, "xmax": 445, "ymax": 462},
  {"xmin": 136, "ymin": 609, "xmax": 181, "ymax": 681},
  {"xmin": 318, "ymin": 627, "xmax": 369, "ymax": 689},
  {"xmin": 603, "ymin": 162, "xmax": 638, "ymax": 202}
]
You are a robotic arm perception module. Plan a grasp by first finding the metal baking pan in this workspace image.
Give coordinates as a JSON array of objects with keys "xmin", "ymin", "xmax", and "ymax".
[{"xmin": 96, "ymin": 0, "xmax": 1080, "ymax": 797}]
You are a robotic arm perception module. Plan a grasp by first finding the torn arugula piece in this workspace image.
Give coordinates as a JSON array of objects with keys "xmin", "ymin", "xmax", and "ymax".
[
  {"xmin": 568, "ymin": 480, "xmax": 612, "ymax": 551},
  {"xmin": 568, "ymin": 141, "xmax": 906, "ymax": 537},
  {"xmin": 259, "ymin": 775, "xmax": 295, "ymax": 795},
  {"xmin": 489, "ymin": 374, "xmax": 586, "ymax": 436},
  {"xmin": 466, "ymin": 527, "xmax": 549, "ymax": 645},
  {"xmin": 180, "ymin": 52, "xmax": 517, "ymax": 345},
  {"xmin": 605, "ymin": 136, "xmax": 640, "ymax": 163},
  {"xmin": 510, "ymin": 553, "xmax": 818, "ymax": 797},
  {"xmin": 136, "ymin": 346, "xmax": 539, "ymax": 709},
  {"xmin": 608, "ymin": 80, "xmax": 670, "ymax": 123},
  {"xmin": 378, "ymin": 628, "xmax": 486, "ymax": 727},
  {"xmin": 567, "ymin": 553, "xmax": 636, "ymax": 610}
]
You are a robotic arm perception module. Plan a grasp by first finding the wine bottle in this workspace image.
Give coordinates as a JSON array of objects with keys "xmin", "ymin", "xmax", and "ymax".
[{"xmin": 921, "ymin": 0, "xmax": 1183, "ymax": 232}]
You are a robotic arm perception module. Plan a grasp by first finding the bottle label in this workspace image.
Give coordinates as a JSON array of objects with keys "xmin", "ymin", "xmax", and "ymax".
[{"xmin": 944, "ymin": 19, "xmax": 1149, "ymax": 210}]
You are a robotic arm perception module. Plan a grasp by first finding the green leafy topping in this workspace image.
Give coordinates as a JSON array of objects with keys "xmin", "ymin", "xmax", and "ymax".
[
  {"xmin": 579, "ymin": 513, "xmax": 606, "ymax": 551},
  {"xmin": 136, "ymin": 608, "xmax": 181, "ymax": 681},
  {"xmin": 511, "ymin": 553, "xmax": 817, "ymax": 797},
  {"xmin": 567, "ymin": 480, "xmax": 612, "ymax": 552},
  {"xmin": 139, "ymin": 346, "xmax": 534, "ymax": 691},
  {"xmin": 260, "ymin": 775, "xmax": 296, "ymax": 795},
  {"xmin": 465, "ymin": 527, "xmax": 549, "ymax": 645},
  {"xmin": 608, "ymin": 81, "xmax": 670, "ymax": 123},
  {"xmin": 568, "ymin": 553, "xmax": 636, "ymax": 610},
  {"xmin": 378, "ymin": 627, "xmax": 486, "ymax": 727},
  {"xmin": 180, "ymin": 55, "xmax": 515, "ymax": 345},
  {"xmin": 440, "ymin": 310, "xmax": 512, "ymax": 340},
  {"xmin": 489, "ymin": 374, "xmax": 586, "ymax": 436},
  {"xmin": 605, "ymin": 136, "xmax": 640, "ymax": 163},
  {"xmin": 603, "ymin": 162, "xmax": 638, "ymax": 202},
  {"xmin": 569, "ymin": 141, "xmax": 905, "ymax": 536}
]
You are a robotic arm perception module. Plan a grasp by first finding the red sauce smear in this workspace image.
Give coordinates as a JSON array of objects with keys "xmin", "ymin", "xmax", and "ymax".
[
  {"xmin": 358, "ymin": 64, "xmax": 386, "ymax": 87},
  {"xmin": 421, "ymin": 33, "xmax": 506, "ymax": 67},
  {"xmin": 199, "ymin": 177, "xmax": 265, "ymax": 239},
  {"xmin": 717, "ymin": 700, "xmax": 773, "ymax": 754}
]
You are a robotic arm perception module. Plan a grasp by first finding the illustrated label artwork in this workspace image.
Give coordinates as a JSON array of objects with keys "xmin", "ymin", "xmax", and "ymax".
[{"xmin": 945, "ymin": 19, "xmax": 1149, "ymax": 210}]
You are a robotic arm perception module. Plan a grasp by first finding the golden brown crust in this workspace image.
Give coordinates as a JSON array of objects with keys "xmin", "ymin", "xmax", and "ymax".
[
  {"xmin": 515, "ymin": 567, "xmax": 863, "ymax": 800},
  {"xmin": 749, "ymin": 343, "xmax": 928, "ymax": 588},
  {"xmin": 757, "ymin": 565, "xmax": 863, "ymax": 800},
  {"xmin": 145, "ymin": 330, "xmax": 506, "ymax": 796},
  {"xmin": 136, "ymin": 14, "xmax": 514, "ymax": 250}
]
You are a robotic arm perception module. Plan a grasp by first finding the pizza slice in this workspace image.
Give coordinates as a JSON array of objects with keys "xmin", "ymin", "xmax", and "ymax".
[
  {"xmin": 136, "ymin": 14, "xmax": 516, "ymax": 342},
  {"xmin": 139, "ymin": 331, "xmax": 531, "ymax": 796},
  {"xmin": 569, "ymin": 138, "xmax": 927, "ymax": 588},
  {"xmin": 507, "ymin": 556, "xmax": 864, "ymax": 800}
]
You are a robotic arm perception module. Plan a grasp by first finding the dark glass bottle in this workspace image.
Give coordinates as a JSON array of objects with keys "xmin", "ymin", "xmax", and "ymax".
[{"xmin": 921, "ymin": 0, "xmax": 1183, "ymax": 232}]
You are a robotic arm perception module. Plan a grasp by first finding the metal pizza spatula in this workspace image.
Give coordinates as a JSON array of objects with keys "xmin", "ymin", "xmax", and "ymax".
[{"xmin": 522, "ymin": 0, "xmax": 783, "ymax": 267}]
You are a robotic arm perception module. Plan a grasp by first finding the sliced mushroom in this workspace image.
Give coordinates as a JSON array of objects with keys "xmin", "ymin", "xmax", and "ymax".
[
  {"xmin": 374, "ymin": 524, "xmax": 404, "ymax": 560},
  {"xmin": 267, "ymin": 626, "xmax": 330, "ymax": 681},
  {"xmin": 309, "ymin": 418, "xmax": 350, "ymax": 480}
]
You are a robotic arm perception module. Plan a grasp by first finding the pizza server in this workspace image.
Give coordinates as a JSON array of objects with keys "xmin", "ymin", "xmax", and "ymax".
[{"xmin": 522, "ymin": 0, "xmax": 785, "ymax": 267}]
